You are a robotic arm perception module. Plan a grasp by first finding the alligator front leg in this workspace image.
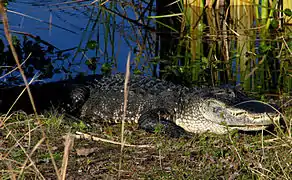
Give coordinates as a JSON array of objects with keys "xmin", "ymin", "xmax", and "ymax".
[
  {"xmin": 66, "ymin": 84, "xmax": 91, "ymax": 115},
  {"xmin": 138, "ymin": 108, "xmax": 189, "ymax": 138}
]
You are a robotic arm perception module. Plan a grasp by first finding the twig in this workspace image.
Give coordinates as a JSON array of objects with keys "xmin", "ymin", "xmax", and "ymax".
[
  {"xmin": 60, "ymin": 134, "xmax": 74, "ymax": 180},
  {"xmin": 119, "ymin": 52, "xmax": 131, "ymax": 179},
  {"xmin": 18, "ymin": 137, "xmax": 46, "ymax": 178},
  {"xmin": 74, "ymin": 131, "xmax": 154, "ymax": 148}
]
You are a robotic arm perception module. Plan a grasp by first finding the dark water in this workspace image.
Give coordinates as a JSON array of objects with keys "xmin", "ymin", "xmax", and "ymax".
[{"xmin": 4, "ymin": 0, "xmax": 134, "ymax": 82}]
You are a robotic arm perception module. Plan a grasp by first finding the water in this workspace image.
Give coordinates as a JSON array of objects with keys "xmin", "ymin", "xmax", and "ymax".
[{"xmin": 4, "ymin": 0, "xmax": 134, "ymax": 82}]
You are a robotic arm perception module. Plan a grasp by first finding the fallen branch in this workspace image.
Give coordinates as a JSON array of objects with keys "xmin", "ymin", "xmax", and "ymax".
[{"xmin": 74, "ymin": 131, "xmax": 155, "ymax": 149}]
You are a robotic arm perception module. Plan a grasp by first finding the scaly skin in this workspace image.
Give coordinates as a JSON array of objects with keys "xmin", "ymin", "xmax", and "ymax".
[
  {"xmin": 80, "ymin": 84, "xmax": 279, "ymax": 136},
  {"xmin": 0, "ymin": 74, "xmax": 280, "ymax": 137}
]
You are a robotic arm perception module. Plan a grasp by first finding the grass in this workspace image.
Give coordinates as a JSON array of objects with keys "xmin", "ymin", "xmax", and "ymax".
[{"xmin": 0, "ymin": 106, "xmax": 291, "ymax": 179}]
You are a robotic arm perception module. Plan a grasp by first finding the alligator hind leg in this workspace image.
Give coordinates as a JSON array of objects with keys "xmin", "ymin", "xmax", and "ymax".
[{"xmin": 138, "ymin": 108, "xmax": 189, "ymax": 138}]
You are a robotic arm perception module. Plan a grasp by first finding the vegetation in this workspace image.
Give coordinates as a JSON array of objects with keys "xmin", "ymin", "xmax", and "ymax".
[
  {"xmin": 0, "ymin": 111, "xmax": 291, "ymax": 179},
  {"xmin": 0, "ymin": 0, "xmax": 291, "ymax": 179}
]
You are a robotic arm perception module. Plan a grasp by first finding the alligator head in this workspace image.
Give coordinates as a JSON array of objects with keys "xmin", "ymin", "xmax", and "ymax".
[{"xmin": 175, "ymin": 98, "xmax": 281, "ymax": 134}]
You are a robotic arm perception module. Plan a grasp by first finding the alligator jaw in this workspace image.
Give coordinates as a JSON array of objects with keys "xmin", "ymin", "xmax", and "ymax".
[
  {"xmin": 227, "ymin": 113, "xmax": 280, "ymax": 131},
  {"xmin": 228, "ymin": 124, "xmax": 271, "ymax": 131}
]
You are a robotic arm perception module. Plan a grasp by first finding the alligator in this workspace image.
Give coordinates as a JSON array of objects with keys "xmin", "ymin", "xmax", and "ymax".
[{"xmin": 0, "ymin": 74, "xmax": 280, "ymax": 137}]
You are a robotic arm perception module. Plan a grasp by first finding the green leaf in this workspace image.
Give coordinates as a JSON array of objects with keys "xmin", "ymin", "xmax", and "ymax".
[
  {"xmin": 86, "ymin": 40, "xmax": 97, "ymax": 50},
  {"xmin": 270, "ymin": 19, "xmax": 279, "ymax": 29},
  {"xmin": 133, "ymin": 68, "xmax": 142, "ymax": 75},
  {"xmin": 85, "ymin": 58, "xmax": 97, "ymax": 71},
  {"xmin": 284, "ymin": 8, "xmax": 292, "ymax": 17},
  {"xmin": 101, "ymin": 63, "xmax": 112, "ymax": 74}
]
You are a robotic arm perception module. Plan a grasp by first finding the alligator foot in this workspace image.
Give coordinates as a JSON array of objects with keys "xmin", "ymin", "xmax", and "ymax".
[
  {"xmin": 138, "ymin": 108, "xmax": 189, "ymax": 138},
  {"xmin": 67, "ymin": 84, "xmax": 91, "ymax": 114}
]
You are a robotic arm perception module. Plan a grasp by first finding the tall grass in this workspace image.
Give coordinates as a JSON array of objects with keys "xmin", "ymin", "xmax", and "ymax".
[{"xmin": 154, "ymin": 0, "xmax": 291, "ymax": 93}]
